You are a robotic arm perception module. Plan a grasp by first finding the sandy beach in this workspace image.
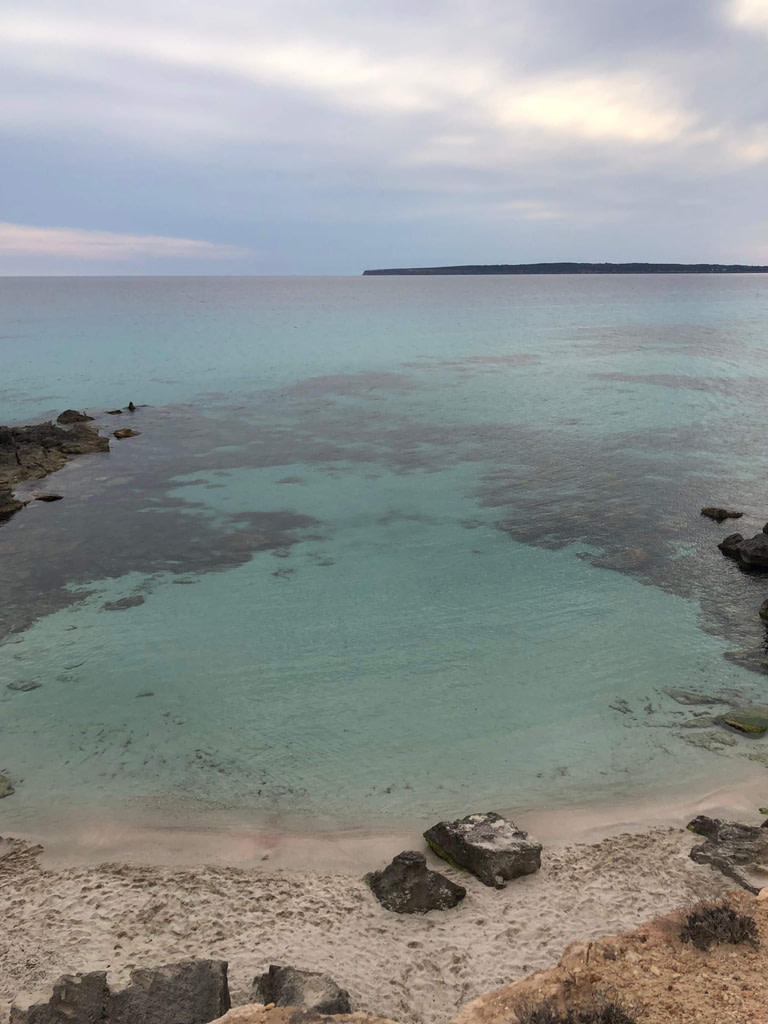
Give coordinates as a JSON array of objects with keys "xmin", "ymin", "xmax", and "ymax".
[{"xmin": 1, "ymin": 814, "xmax": 744, "ymax": 1024}]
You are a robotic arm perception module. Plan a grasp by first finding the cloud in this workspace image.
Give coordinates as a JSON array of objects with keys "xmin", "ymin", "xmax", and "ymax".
[
  {"xmin": 0, "ymin": 223, "xmax": 249, "ymax": 261},
  {"xmin": 726, "ymin": 0, "xmax": 768, "ymax": 37}
]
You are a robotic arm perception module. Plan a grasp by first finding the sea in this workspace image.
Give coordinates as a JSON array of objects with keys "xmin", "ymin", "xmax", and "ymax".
[{"xmin": 1, "ymin": 274, "xmax": 767, "ymax": 839}]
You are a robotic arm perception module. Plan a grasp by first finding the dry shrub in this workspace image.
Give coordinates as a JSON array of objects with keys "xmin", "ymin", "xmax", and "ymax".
[
  {"xmin": 515, "ymin": 999, "xmax": 637, "ymax": 1024},
  {"xmin": 679, "ymin": 900, "xmax": 759, "ymax": 952}
]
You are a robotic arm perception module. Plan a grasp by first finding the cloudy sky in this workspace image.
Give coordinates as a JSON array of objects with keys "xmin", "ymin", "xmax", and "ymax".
[{"xmin": 1, "ymin": 0, "xmax": 767, "ymax": 274}]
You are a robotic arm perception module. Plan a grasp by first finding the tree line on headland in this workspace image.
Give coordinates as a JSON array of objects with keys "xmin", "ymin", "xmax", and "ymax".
[{"xmin": 362, "ymin": 262, "xmax": 768, "ymax": 275}]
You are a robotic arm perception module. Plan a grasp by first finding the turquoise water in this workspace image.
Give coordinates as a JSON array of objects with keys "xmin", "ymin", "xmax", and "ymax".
[{"xmin": 1, "ymin": 275, "xmax": 767, "ymax": 832}]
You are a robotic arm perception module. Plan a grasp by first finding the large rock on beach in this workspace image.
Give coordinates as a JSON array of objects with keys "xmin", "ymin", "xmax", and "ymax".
[
  {"xmin": 424, "ymin": 811, "xmax": 542, "ymax": 888},
  {"xmin": 110, "ymin": 959, "xmax": 230, "ymax": 1024},
  {"xmin": 366, "ymin": 850, "xmax": 466, "ymax": 913},
  {"xmin": 10, "ymin": 971, "xmax": 109, "ymax": 1024},
  {"xmin": 701, "ymin": 506, "xmax": 743, "ymax": 521},
  {"xmin": 687, "ymin": 815, "xmax": 768, "ymax": 894},
  {"xmin": 252, "ymin": 966, "xmax": 351, "ymax": 1015}
]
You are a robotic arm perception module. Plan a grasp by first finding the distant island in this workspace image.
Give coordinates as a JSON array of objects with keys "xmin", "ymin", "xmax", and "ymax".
[{"xmin": 363, "ymin": 262, "xmax": 768, "ymax": 276}]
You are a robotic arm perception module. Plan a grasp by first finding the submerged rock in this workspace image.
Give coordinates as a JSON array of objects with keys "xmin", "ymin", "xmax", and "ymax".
[
  {"xmin": 101, "ymin": 596, "xmax": 145, "ymax": 611},
  {"xmin": 366, "ymin": 850, "xmax": 466, "ymax": 913},
  {"xmin": 424, "ymin": 811, "xmax": 542, "ymax": 888},
  {"xmin": 56, "ymin": 410, "xmax": 94, "ymax": 424},
  {"xmin": 717, "ymin": 706, "xmax": 768, "ymax": 735},
  {"xmin": 113, "ymin": 428, "xmax": 140, "ymax": 439},
  {"xmin": 687, "ymin": 815, "xmax": 768, "ymax": 894},
  {"xmin": 7, "ymin": 681, "xmax": 41, "ymax": 692},
  {"xmin": 34, "ymin": 493, "xmax": 63, "ymax": 502},
  {"xmin": 110, "ymin": 959, "xmax": 230, "ymax": 1024},
  {"xmin": 252, "ymin": 966, "xmax": 351, "ymax": 1015},
  {"xmin": 0, "ymin": 773, "xmax": 14, "ymax": 799},
  {"xmin": 11, "ymin": 971, "xmax": 109, "ymax": 1024},
  {"xmin": 701, "ymin": 507, "xmax": 743, "ymax": 521}
]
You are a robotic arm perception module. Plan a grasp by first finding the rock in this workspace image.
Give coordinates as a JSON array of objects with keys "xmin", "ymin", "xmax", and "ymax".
[
  {"xmin": 34, "ymin": 494, "xmax": 63, "ymax": 502},
  {"xmin": 763, "ymin": 522, "xmax": 768, "ymax": 534},
  {"xmin": 127, "ymin": 402, "xmax": 136, "ymax": 412},
  {"xmin": 113, "ymin": 428, "xmax": 140, "ymax": 439},
  {"xmin": 0, "ymin": 421, "xmax": 108, "ymax": 525},
  {"xmin": 424, "ymin": 811, "xmax": 542, "ymax": 888},
  {"xmin": 252, "ymin": 966, "xmax": 351, "ymax": 1015},
  {"xmin": 366, "ymin": 850, "xmax": 466, "ymax": 913},
  {"xmin": 718, "ymin": 532, "xmax": 744, "ymax": 556},
  {"xmin": 701, "ymin": 507, "xmax": 743, "ymax": 521},
  {"xmin": 7, "ymin": 680, "xmax": 41, "ymax": 692},
  {"xmin": 0, "ymin": 773, "xmax": 14, "ymax": 798},
  {"xmin": 110, "ymin": 959, "xmax": 230, "ymax": 1024},
  {"xmin": 56, "ymin": 410, "xmax": 94, "ymax": 424},
  {"xmin": 211, "ymin": 1011, "xmax": 397, "ymax": 1024},
  {"xmin": 107, "ymin": 409, "xmax": 123, "ymax": 415},
  {"xmin": 736, "ymin": 532, "xmax": 768, "ymax": 567},
  {"xmin": 687, "ymin": 815, "xmax": 768, "ymax": 894},
  {"xmin": 760, "ymin": 599, "xmax": 768, "ymax": 622},
  {"xmin": 10, "ymin": 971, "xmax": 109, "ymax": 1023},
  {"xmin": 101, "ymin": 596, "xmax": 145, "ymax": 611},
  {"xmin": 717, "ymin": 706, "xmax": 768, "ymax": 735}
]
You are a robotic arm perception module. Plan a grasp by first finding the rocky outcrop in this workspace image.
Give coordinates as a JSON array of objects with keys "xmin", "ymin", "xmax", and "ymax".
[
  {"xmin": 110, "ymin": 959, "xmax": 230, "ymax": 1024},
  {"xmin": 11, "ymin": 961, "xmax": 230, "ymax": 1024},
  {"xmin": 735, "ymin": 532, "xmax": 768, "ymax": 567},
  {"xmin": 252, "ymin": 966, "xmax": 351, "ymax": 1014},
  {"xmin": 701, "ymin": 507, "xmax": 743, "ymax": 521},
  {"xmin": 366, "ymin": 850, "xmax": 466, "ymax": 913},
  {"xmin": 687, "ymin": 815, "xmax": 768, "ymax": 894},
  {"xmin": 10, "ymin": 971, "xmax": 109, "ymax": 1024},
  {"xmin": 424, "ymin": 812, "xmax": 542, "ymax": 888},
  {"xmin": 717, "ymin": 706, "xmax": 768, "ymax": 735},
  {"xmin": 57, "ymin": 410, "xmax": 94, "ymax": 424},
  {"xmin": 717, "ymin": 532, "xmax": 744, "ymax": 556},
  {"xmin": 0, "ymin": 420, "xmax": 109, "ymax": 524}
]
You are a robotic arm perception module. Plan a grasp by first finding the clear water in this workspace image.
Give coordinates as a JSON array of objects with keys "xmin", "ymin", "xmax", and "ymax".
[{"xmin": 1, "ymin": 275, "xmax": 767, "ymax": 832}]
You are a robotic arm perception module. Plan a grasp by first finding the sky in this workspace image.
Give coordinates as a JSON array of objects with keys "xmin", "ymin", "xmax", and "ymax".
[{"xmin": 1, "ymin": 0, "xmax": 767, "ymax": 274}]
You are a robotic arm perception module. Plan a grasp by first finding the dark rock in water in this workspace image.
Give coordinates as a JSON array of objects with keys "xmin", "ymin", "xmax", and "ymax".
[
  {"xmin": 687, "ymin": 815, "xmax": 768, "ymax": 894},
  {"xmin": 107, "ymin": 409, "xmax": 123, "ymax": 415},
  {"xmin": 736, "ymin": 532, "xmax": 768, "ymax": 567},
  {"xmin": 127, "ymin": 402, "xmax": 136, "ymax": 412},
  {"xmin": 34, "ymin": 493, "xmax": 63, "ymax": 502},
  {"xmin": 57, "ymin": 410, "xmax": 94, "ymax": 424},
  {"xmin": 0, "ymin": 420, "xmax": 108, "ymax": 525},
  {"xmin": 101, "ymin": 596, "xmax": 145, "ymax": 611},
  {"xmin": 0, "ymin": 773, "xmax": 14, "ymax": 799},
  {"xmin": 759, "ymin": 599, "xmax": 768, "ymax": 622},
  {"xmin": 7, "ymin": 680, "xmax": 41, "ymax": 692},
  {"xmin": 762, "ymin": 522, "xmax": 768, "ymax": 534},
  {"xmin": 110, "ymin": 960, "xmax": 230, "ymax": 1024},
  {"xmin": 701, "ymin": 507, "xmax": 743, "ymax": 521},
  {"xmin": 718, "ymin": 533, "xmax": 744, "ymax": 556},
  {"xmin": 717, "ymin": 706, "xmax": 768, "ymax": 735},
  {"xmin": 252, "ymin": 965, "xmax": 351, "ymax": 1014},
  {"xmin": 113, "ymin": 428, "xmax": 140, "ymax": 439},
  {"xmin": 424, "ymin": 811, "xmax": 542, "ymax": 888},
  {"xmin": 366, "ymin": 850, "xmax": 466, "ymax": 914},
  {"xmin": 10, "ymin": 971, "xmax": 109, "ymax": 1023}
]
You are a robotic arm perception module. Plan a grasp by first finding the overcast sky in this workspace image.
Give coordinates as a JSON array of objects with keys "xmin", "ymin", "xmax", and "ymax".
[{"xmin": 1, "ymin": 0, "xmax": 767, "ymax": 274}]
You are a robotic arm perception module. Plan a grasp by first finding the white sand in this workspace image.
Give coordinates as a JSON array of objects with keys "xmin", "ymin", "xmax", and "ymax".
[{"xmin": 0, "ymin": 827, "xmax": 735, "ymax": 1024}]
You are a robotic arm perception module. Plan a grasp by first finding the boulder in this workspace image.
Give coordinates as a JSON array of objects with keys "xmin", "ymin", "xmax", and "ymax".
[
  {"xmin": 110, "ymin": 959, "xmax": 230, "ymax": 1024},
  {"xmin": 252, "ymin": 966, "xmax": 351, "ymax": 1015},
  {"xmin": 366, "ymin": 850, "xmax": 466, "ymax": 913},
  {"xmin": 113, "ymin": 428, "xmax": 140, "ymax": 439},
  {"xmin": 57, "ymin": 410, "xmax": 94, "ymax": 424},
  {"xmin": 717, "ymin": 706, "xmax": 768, "ymax": 735},
  {"xmin": 701, "ymin": 507, "xmax": 743, "ymax": 521},
  {"xmin": 34, "ymin": 494, "xmax": 63, "ymax": 502},
  {"xmin": 424, "ymin": 811, "xmax": 542, "ymax": 888},
  {"xmin": 687, "ymin": 815, "xmax": 768, "ymax": 894},
  {"xmin": 736, "ymin": 533, "xmax": 768, "ymax": 567},
  {"xmin": 718, "ymin": 533, "xmax": 744, "ymax": 557},
  {"xmin": 0, "ymin": 773, "xmax": 14, "ymax": 798},
  {"xmin": 760, "ymin": 600, "xmax": 768, "ymax": 622},
  {"xmin": 10, "ymin": 971, "xmax": 109, "ymax": 1024}
]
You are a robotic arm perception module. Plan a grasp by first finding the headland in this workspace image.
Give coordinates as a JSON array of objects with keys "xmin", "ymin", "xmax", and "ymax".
[{"xmin": 362, "ymin": 262, "xmax": 768, "ymax": 276}]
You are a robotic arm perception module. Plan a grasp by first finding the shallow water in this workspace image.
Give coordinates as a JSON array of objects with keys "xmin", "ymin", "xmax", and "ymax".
[{"xmin": 1, "ymin": 275, "xmax": 767, "ymax": 834}]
